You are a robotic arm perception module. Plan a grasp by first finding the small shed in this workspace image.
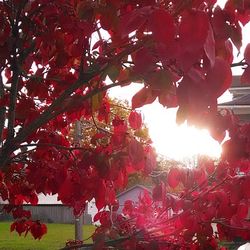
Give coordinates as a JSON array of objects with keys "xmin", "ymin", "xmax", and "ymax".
[
  {"xmin": 116, "ymin": 185, "xmax": 151, "ymax": 213},
  {"xmin": 86, "ymin": 185, "xmax": 152, "ymax": 218}
]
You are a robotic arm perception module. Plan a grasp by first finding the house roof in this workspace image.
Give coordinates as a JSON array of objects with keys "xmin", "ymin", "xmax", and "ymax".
[
  {"xmin": 218, "ymin": 94, "xmax": 250, "ymax": 107},
  {"xmin": 117, "ymin": 184, "xmax": 152, "ymax": 198},
  {"xmin": 218, "ymin": 93, "xmax": 250, "ymax": 122},
  {"xmin": 228, "ymin": 86, "xmax": 250, "ymax": 95},
  {"xmin": 231, "ymin": 75, "xmax": 241, "ymax": 87}
]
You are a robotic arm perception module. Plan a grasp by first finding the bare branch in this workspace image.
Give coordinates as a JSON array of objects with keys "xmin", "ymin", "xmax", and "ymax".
[
  {"xmin": 18, "ymin": 143, "xmax": 87, "ymax": 152},
  {"xmin": 6, "ymin": 19, "xmax": 20, "ymax": 141},
  {"xmin": 231, "ymin": 61, "xmax": 248, "ymax": 67},
  {"xmin": 14, "ymin": 80, "xmax": 123, "ymax": 144},
  {"xmin": 0, "ymin": 74, "xmax": 6, "ymax": 145},
  {"xmin": 0, "ymin": 38, "xmax": 150, "ymax": 170},
  {"xmin": 91, "ymin": 113, "xmax": 113, "ymax": 135}
]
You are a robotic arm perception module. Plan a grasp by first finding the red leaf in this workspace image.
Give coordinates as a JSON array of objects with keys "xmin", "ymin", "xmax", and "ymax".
[
  {"xmin": 94, "ymin": 211, "xmax": 111, "ymax": 227},
  {"xmin": 152, "ymin": 183, "xmax": 163, "ymax": 201},
  {"xmin": 128, "ymin": 139, "xmax": 144, "ymax": 166},
  {"xmin": 244, "ymin": 43, "xmax": 250, "ymax": 64},
  {"xmin": 133, "ymin": 161, "xmax": 144, "ymax": 171},
  {"xmin": 122, "ymin": 200, "xmax": 134, "ymax": 216},
  {"xmin": 149, "ymin": 9, "xmax": 175, "ymax": 45},
  {"xmin": 11, "ymin": 220, "xmax": 28, "ymax": 236},
  {"xmin": 99, "ymin": 7, "xmax": 117, "ymax": 31},
  {"xmin": 136, "ymin": 214, "xmax": 145, "ymax": 228},
  {"xmin": 215, "ymin": 40, "xmax": 234, "ymax": 63},
  {"xmin": 55, "ymin": 51, "xmax": 70, "ymax": 68},
  {"xmin": 243, "ymin": 182, "xmax": 250, "ymax": 200},
  {"xmin": 180, "ymin": 212, "xmax": 197, "ymax": 230},
  {"xmin": 133, "ymin": 47, "xmax": 155, "ymax": 74},
  {"xmin": 212, "ymin": 7, "xmax": 230, "ymax": 40},
  {"xmin": 206, "ymin": 58, "xmax": 232, "ymax": 97},
  {"xmin": 30, "ymin": 222, "xmax": 47, "ymax": 240},
  {"xmin": 10, "ymin": 222, "xmax": 16, "ymax": 232},
  {"xmin": 148, "ymin": 69, "xmax": 173, "ymax": 92},
  {"xmin": 204, "ymin": 24, "xmax": 215, "ymax": 67},
  {"xmin": 179, "ymin": 10, "xmax": 209, "ymax": 52},
  {"xmin": 193, "ymin": 169, "xmax": 207, "ymax": 186},
  {"xmin": 229, "ymin": 22, "xmax": 242, "ymax": 51},
  {"xmin": 4, "ymin": 68, "xmax": 12, "ymax": 79},
  {"xmin": 158, "ymin": 89, "xmax": 178, "ymax": 108},
  {"xmin": 144, "ymin": 145, "xmax": 157, "ymax": 174},
  {"xmin": 132, "ymin": 87, "xmax": 157, "ymax": 109},
  {"xmin": 128, "ymin": 111, "xmax": 142, "ymax": 130},
  {"xmin": 12, "ymin": 207, "xmax": 31, "ymax": 219},
  {"xmin": 167, "ymin": 168, "xmax": 180, "ymax": 189},
  {"xmin": 120, "ymin": 8, "xmax": 148, "ymax": 38},
  {"xmin": 95, "ymin": 181, "xmax": 106, "ymax": 211},
  {"xmin": 236, "ymin": 202, "xmax": 248, "ymax": 219},
  {"xmin": 30, "ymin": 193, "xmax": 38, "ymax": 205},
  {"xmin": 241, "ymin": 66, "xmax": 250, "ymax": 84}
]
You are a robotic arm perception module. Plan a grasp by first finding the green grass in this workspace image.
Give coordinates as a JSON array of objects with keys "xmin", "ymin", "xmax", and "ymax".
[{"xmin": 0, "ymin": 222, "xmax": 96, "ymax": 250}]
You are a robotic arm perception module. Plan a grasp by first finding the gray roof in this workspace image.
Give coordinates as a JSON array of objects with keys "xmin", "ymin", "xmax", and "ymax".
[
  {"xmin": 117, "ymin": 184, "xmax": 152, "ymax": 198},
  {"xmin": 218, "ymin": 94, "xmax": 250, "ymax": 107}
]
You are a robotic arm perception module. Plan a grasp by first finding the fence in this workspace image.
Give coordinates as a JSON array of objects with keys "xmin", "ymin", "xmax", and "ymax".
[{"xmin": 0, "ymin": 204, "xmax": 92, "ymax": 224}]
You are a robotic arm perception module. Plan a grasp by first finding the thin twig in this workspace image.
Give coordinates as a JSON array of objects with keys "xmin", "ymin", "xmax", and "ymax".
[
  {"xmin": 18, "ymin": 143, "xmax": 86, "ymax": 151},
  {"xmin": 212, "ymin": 220, "xmax": 250, "ymax": 231},
  {"xmin": 91, "ymin": 113, "xmax": 112, "ymax": 135},
  {"xmin": 231, "ymin": 61, "xmax": 248, "ymax": 67}
]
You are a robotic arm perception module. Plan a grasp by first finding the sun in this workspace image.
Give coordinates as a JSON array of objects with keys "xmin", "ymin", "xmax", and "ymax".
[{"xmin": 141, "ymin": 102, "xmax": 222, "ymax": 161}]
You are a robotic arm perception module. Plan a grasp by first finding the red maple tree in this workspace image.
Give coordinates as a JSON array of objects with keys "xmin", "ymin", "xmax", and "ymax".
[{"xmin": 1, "ymin": 0, "xmax": 250, "ymax": 249}]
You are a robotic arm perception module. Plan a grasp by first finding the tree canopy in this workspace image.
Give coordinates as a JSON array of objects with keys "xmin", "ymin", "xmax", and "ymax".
[{"xmin": 0, "ymin": 0, "xmax": 250, "ymax": 249}]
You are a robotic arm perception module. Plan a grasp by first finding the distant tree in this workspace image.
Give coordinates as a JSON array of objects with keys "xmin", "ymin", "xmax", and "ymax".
[
  {"xmin": 68, "ymin": 98, "xmax": 151, "ymax": 148},
  {"xmin": 68, "ymin": 98, "xmax": 153, "ymax": 192}
]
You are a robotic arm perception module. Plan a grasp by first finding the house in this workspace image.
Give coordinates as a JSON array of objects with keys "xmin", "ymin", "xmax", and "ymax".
[
  {"xmin": 116, "ymin": 184, "xmax": 152, "ymax": 214},
  {"xmin": 86, "ymin": 185, "xmax": 152, "ymax": 223},
  {"xmin": 88, "ymin": 184, "xmax": 174, "ymax": 217}
]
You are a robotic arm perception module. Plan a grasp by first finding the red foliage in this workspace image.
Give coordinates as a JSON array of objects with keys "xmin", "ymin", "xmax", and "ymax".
[
  {"xmin": 0, "ymin": 0, "xmax": 250, "ymax": 248},
  {"xmin": 128, "ymin": 111, "xmax": 142, "ymax": 130},
  {"xmin": 11, "ymin": 219, "xmax": 47, "ymax": 240}
]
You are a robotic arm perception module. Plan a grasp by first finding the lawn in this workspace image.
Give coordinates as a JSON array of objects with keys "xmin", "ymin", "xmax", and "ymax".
[{"xmin": 0, "ymin": 222, "xmax": 96, "ymax": 250}]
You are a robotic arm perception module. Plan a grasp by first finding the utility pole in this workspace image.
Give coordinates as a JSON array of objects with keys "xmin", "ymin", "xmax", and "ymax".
[
  {"xmin": 75, "ymin": 215, "xmax": 83, "ymax": 242},
  {"xmin": 74, "ymin": 120, "xmax": 83, "ymax": 242}
]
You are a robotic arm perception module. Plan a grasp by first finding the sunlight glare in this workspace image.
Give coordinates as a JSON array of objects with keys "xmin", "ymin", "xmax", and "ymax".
[
  {"xmin": 141, "ymin": 102, "xmax": 222, "ymax": 161},
  {"xmin": 109, "ymin": 84, "xmax": 228, "ymax": 161}
]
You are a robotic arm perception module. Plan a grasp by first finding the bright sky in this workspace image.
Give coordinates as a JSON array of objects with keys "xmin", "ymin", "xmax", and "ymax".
[{"xmin": 108, "ymin": 2, "xmax": 250, "ymax": 162}]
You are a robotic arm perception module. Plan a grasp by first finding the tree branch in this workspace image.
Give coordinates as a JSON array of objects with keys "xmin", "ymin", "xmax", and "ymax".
[
  {"xmin": 6, "ymin": 60, "xmax": 19, "ymax": 141},
  {"xmin": 0, "ymin": 38, "xmax": 150, "ymax": 170},
  {"xmin": 6, "ymin": 18, "xmax": 20, "ymax": 141},
  {"xmin": 18, "ymin": 143, "xmax": 87, "ymax": 152},
  {"xmin": 60, "ymin": 235, "xmax": 132, "ymax": 250},
  {"xmin": 14, "ymin": 80, "xmax": 124, "ymax": 145},
  {"xmin": 231, "ymin": 61, "xmax": 248, "ymax": 67},
  {"xmin": 0, "ymin": 74, "xmax": 6, "ymax": 145},
  {"xmin": 212, "ymin": 219, "xmax": 250, "ymax": 231},
  {"xmin": 91, "ymin": 113, "xmax": 113, "ymax": 135}
]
